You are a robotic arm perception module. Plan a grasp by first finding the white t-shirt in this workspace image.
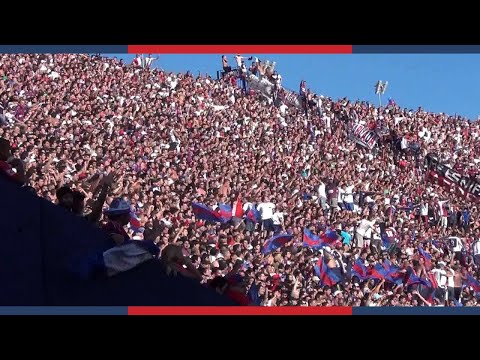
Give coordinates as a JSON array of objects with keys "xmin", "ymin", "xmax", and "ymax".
[
  {"xmin": 438, "ymin": 200, "xmax": 448, "ymax": 216},
  {"xmin": 337, "ymin": 187, "xmax": 345, "ymax": 203},
  {"xmin": 235, "ymin": 55, "xmax": 243, "ymax": 67},
  {"xmin": 420, "ymin": 203, "xmax": 429, "ymax": 216},
  {"xmin": 448, "ymin": 237, "xmax": 464, "ymax": 253},
  {"xmin": 257, "ymin": 202, "xmax": 276, "ymax": 220},
  {"xmin": 357, "ymin": 219, "xmax": 375, "ymax": 236},
  {"xmin": 343, "ymin": 185, "xmax": 355, "ymax": 203},
  {"xmin": 473, "ymin": 240, "xmax": 480, "ymax": 256},
  {"xmin": 243, "ymin": 202, "xmax": 253, "ymax": 212},
  {"xmin": 272, "ymin": 211, "xmax": 286, "ymax": 225},
  {"xmin": 318, "ymin": 183, "xmax": 326, "ymax": 198},
  {"xmin": 432, "ymin": 268, "xmax": 448, "ymax": 288}
]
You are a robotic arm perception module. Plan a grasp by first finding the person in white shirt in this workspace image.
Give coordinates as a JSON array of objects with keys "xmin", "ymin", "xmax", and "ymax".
[
  {"xmin": 342, "ymin": 180, "xmax": 359, "ymax": 211},
  {"xmin": 242, "ymin": 199, "xmax": 256, "ymax": 232},
  {"xmin": 371, "ymin": 224, "xmax": 382, "ymax": 254},
  {"xmin": 438, "ymin": 199, "xmax": 449, "ymax": 228},
  {"xmin": 420, "ymin": 200, "xmax": 429, "ymax": 225},
  {"xmin": 432, "ymin": 262, "xmax": 448, "ymax": 303},
  {"xmin": 355, "ymin": 215, "xmax": 377, "ymax": 248},
  {"xmin": 448, "ymin": 236, "xmax": 464, "ymax": 262},
  {"xmin": 445, "ymin": 265, "xmax": 455, "ymax": 301},
  {"xmin": 272, "ymin": 206, "xmax": 286, "ymax": 234},
  {"xmin": 400, "ymin": 136, "xmax": 408, "ymax": 151},
  {"xmin": 257, "ymin": 198, "xmax": 276, "ymax": 236},
  {"xmin": 473, "ymin": 237, "xmax": 480, "ymax": 266},
  {"xmin": 234, "ymin": 54, "xmax": 246, "ymax": 68},
  {"xmin": 132, "ymin": 54, "xmax": 143, "ymax": 68},
  {"xmin": 337, "ymin": 184, "xmax": 345, "ymax": 210},
  {"xmin": 144, "ymin": 54, "xmax": 158, "ymax": 69},
  {"xmin": 317, "ymin": 178, "xmax": 327, "ymax": 210}
]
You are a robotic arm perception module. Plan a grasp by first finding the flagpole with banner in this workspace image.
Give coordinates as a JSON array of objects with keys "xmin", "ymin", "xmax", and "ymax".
[{"xmin": 375, "ymin": 80, "xmax": 388, "ymax": 107}]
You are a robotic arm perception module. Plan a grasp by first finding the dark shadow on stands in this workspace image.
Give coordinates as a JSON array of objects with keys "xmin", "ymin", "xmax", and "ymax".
[{"xmin": 0, "ymin": 176, "xmax": 234, "ymax": 306}]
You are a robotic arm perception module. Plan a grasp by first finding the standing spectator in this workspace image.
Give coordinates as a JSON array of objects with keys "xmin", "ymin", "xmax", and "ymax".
[
  {"xmin": 144, "ymin": 54, "xmax": 159, "ymax": 69},
  {"xmin": 355, "ymin": 215, "xmax": 377, "ymax": 248},
  {"xmin": 222, "ymin": 55, "xmax": 231, "ymax": 74},
  {"xmin": 258, "ymin": 197, "xmax": 276, "ymax": 237}
]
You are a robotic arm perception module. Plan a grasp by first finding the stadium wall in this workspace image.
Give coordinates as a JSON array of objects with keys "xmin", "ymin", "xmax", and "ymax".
[{"xmin": 0, "ymin": 176, "xmax": 234, "ymax": 306}]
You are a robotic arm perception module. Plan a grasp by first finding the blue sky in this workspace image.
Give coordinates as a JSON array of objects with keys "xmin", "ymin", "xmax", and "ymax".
[{"xmin": 106, "ymin": 54, "xmax": 480, "ymax": 120}]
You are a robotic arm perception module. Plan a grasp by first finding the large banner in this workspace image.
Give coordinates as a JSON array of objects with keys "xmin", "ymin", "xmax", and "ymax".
[
  {"xmin": 246, "ymin": 74, "xmax": 274, "ymax": 98},
  {"xmin": 350, "ymin": 124, "xmax": 378, "ymax": 149},
  {"xmin": 282, "ymin": 89, "xmax": 303, "ymax": 109},
  {"xmin": 424, "ymin": 153, "xmax": 480, "ymax": 201}
]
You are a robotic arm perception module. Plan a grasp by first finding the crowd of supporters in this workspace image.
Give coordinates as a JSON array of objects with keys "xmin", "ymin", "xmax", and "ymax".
[{"xmin": 1, "ymin": 53, "xmax": 480, "ymax": 307}]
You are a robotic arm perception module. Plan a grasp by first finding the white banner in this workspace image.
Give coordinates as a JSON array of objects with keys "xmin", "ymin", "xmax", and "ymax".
[
  {"xmin": 282, "ymin": 89, "xmax": 302, "ymax": 109},
  {"xmin": 246, "ymin": 74, "xmax": 274, "ymax": 98}
]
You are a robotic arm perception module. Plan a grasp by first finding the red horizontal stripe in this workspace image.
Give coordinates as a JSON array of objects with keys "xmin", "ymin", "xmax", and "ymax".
[
  {"xmin": 128, "ymin": 306, "xmax": 352, "ymax": 315},
  {"xmin": 127, "ymin": 45, "xmax": 352, "ymax": 54}
]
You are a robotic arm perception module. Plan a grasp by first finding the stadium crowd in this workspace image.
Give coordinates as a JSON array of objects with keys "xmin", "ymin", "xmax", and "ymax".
[{"xmin": 1, "ymin": 53, "xmax": 480, "ymax": 307}]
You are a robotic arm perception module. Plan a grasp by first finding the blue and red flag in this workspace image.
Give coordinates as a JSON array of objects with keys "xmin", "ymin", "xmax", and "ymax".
[
  {"xmin": 381, "ymin": 231, "xmax": 397, "ymax": 249},
  {"xmin": 314, "ymin": 257, "xmax": 343, "ymax": 287},
  {"xmin": 382, "ymin": 260, "xmax": 404, "ymax": 285},
  {"xmin": 218, "ymin": 203, "xmax": 233, "ymax": 222},
  {"xmin": 262, "ymin": 233, "xmax": 294, "ymax": 255},
  {"xmin": 246, "ymin": 205, "xmax": 261, "ymax": 223},
  {"xmin": 417, "ymin": 246, "xmax": 432, "ymax": 269},
  {"xmin": 192, "ymin": 202, "xmax": 226, "ymax": 223},
  {"xmin": 405, "ymin": 267, "xmax": 429, "ymax": 287},
  {"xmin": 351, "ymin": 258, "xmax": 368, "ymax": 280},
  {"xmin": 323, "ymin": 228, "xmax": 339, "ymax": 243},
  {"xmin": 367, "ymin": 263, "xmax": 390, "ymax": 280},
  {"xmin": 426, "ymin": 272, "xmax": 439, "ymax": 289},
  {"xmin": 129, "ymin": 210, "xmax": 144, "ymax": 234},
  {"xmin": 303, "ymin": 228, "xmax": 324, "ymax": 249},
  {"xmin": 466, "ymin": 274, "xmax": 480, "ymax": 294}
]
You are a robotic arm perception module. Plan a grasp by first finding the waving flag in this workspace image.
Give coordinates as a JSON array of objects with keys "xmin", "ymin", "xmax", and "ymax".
[
  {"xmin": 381, "ymin": 229, "xmax": 397, "ymax": 249},
  {"xmin": 192, "ymin": 202, "xmax": 226, "ymax": 223},
  {"xmin": 417, "ymin": 246, "xmax": 432, "ymax": 269},
  {"xmin": 129, "ymin": 210, "xmax": 144, "ymax": 234},
  {"xmin": 323, "ymin": 228, "xmax": 339, "ymax": 243},
  {"xmin": 314, "ymin": 257, "xmax": 343, "ymax": 286},
  {"xmin": 262, "ymin": 233, "xmax": 294, "ymax": 255},
  {"xmin": 382, "ymin": 260, "xmax": 404, "ymax": 285},
  {"xmin": 303, "ymin": 228, "xmax": 324, "ymax": 249},
  {"xmin": 466, "ymin": 274, "xmax": 480, "ymax": 295},
  {"xmin": 426, "ymin": 272, "xmax": 439, "ymax": 289},
  {"xmin": 405, "ymin": 267, "xmax": 429, "ymax": 287},
  {"xmin": 218, "ymin": 203, "xmax": 233, "ymax": 222},
  {"xmin": 351, "ymin": 258, "xmax": 368, "ymax": 280},
  {"xmin": 246, "ymin": 205, "xmax": 261, "ymax": 223},
  {"xmin": 368, "ymin": 263, "xmax": 390, "ymax": 280}
]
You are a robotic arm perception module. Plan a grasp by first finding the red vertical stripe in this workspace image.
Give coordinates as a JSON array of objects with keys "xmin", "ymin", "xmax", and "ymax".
[
  {"xmin": 128, "ymin": 306, "xmax": 352, "ymax": 315},
  {"xmin": 127, "ymin": 45, "xmax": 352, "ymax": 54}
]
